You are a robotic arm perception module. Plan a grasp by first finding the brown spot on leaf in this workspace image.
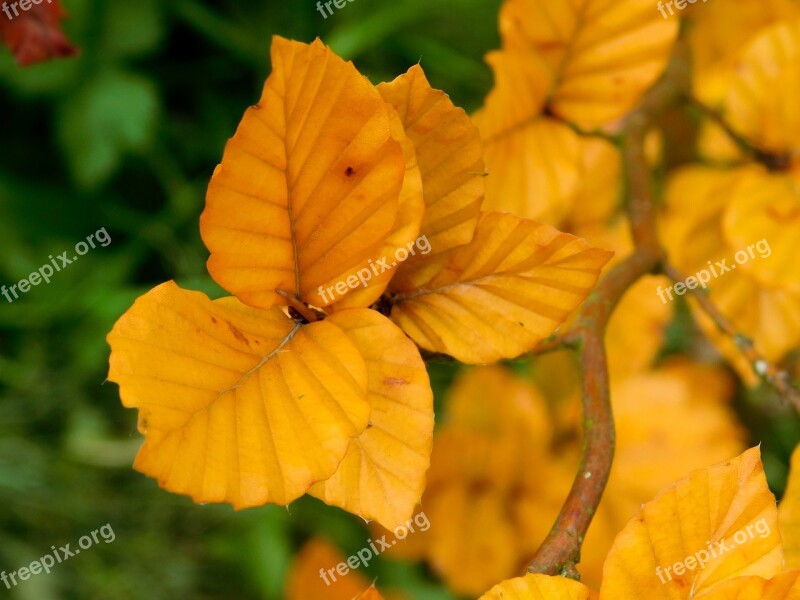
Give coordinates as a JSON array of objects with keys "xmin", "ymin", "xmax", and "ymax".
[
  {"xmin": 227, "ymin": 322, "xmax": 249, "ymax": 345},
  {"xmin": 383, "ymin": 376, "xmax": 409, "ymax": 386},
  {"xmin": 345, "ymin": 166, "xmax": 355, "ymax": 177},
  {"xmin": 211, "ymin": 316, "xmax": 218, "ymax": 324}
]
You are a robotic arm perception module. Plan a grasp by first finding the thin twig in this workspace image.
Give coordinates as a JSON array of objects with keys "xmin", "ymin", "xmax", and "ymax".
[
  {"xmin": 686, "ymin": 97, "xmax": 792, "ymax": 171},
  {"xmin": 663, "ymin": 264, "xmax": 800, "ymax": 411}
]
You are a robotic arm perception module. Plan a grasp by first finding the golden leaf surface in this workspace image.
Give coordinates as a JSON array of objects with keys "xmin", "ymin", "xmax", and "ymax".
[
  {"xmin": 107, "ymin": 281, "xmax": 370, "ymax": 507},
  {"xmin": 391, "ymin": 211, "xmax": 613, "ymax": 363},
  {"xmin": 309, "ymin": 308, "xmax": 433, "ymax": 529},
  {"xmin": 200, "ymin": 37, "xmax": 405, "ymax": 309}
]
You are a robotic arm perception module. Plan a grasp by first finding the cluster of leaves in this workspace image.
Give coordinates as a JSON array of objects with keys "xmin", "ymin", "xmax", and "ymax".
[{"xmin": 106, "ymin": 36, "xmax": 612, "ymax": 532}]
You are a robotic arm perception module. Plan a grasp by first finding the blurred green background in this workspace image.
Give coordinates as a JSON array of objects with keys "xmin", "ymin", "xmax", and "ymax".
[{"xmin": 0, "ymin": 0, "xmax": 500, "ymax": 598}]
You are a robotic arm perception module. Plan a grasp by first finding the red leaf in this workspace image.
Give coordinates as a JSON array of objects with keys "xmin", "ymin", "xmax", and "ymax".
[{"xmin": 0, "ymin": 0, "xmax": 77, "ymax": 66}]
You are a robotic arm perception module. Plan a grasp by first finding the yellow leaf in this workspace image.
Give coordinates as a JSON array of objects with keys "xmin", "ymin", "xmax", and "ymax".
[
  {"xmin": 309, "ymin": 308, "xmax": 433, "ymax": 529},
  {"xmin": 688, "ymin": 0, "xmax": 800, "ymax": 106},
  {"xmin": 723, "ymin": 19, "xmax": 800, "ymax": 159},
  {"xmin": 377, "ymin": 64, "xmax": 484, "ymax": 255},
  {"xmin": 498, "ymin": 0, "xmax": 679, "ymax": 127},
  {"xmin": 474, "ymin": 51, "xmax": 581, "ymax": 222},
  {"xmin": 107, "ymin": 281, "xmax": 370, "ymax": 507},
  {"xmin": 780, "ymin": 445, "xmax": 800, "ymax": 569},
  {"xmin": 723, "ymin": 170, "xmax": 800, "ymax": 294},
  {"xmin": 200, "ymin": 37, "xmax": 405, "ymax": 309},
  {"xmin": 599, "ymin": 447, "xmax": 784, "ymax": 599},
  {"xmin": 391, "ymin": 212, "xmax": 613, "ymax": 363},
  {"xmin": 286, "ymin": 538, "xmax": 371, "ymax": 600},
  {"xmin": 426, "ymin": 486, "xmax": 520, "ymax": 596},
  {"xmin": 479, "ymin": 573, "xmax": 596, "ymax": 600},
  {"xmin": 694, "ymin": 570, "xmax": 800, "ymax": 599},
  {"xmin": 329, "ymin": 104, "xmax": 425, "ymax": 309}
]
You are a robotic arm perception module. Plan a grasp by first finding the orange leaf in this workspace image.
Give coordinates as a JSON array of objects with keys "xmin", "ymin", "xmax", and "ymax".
[
  {"xmin": 391, "ymin": 212, "xmax": 613, "ymax": 363},
  {"xmin": 107, "ymin": 281, "xmax": 370, "ymax": 507},
  {"xmin": 286, "ymin": 538, "xmax": 371, "ymax": 600},
  {"xmin": 474, "ymin": 52, "xmax": 581, "ymax": 222},
  {"xmin": 599, "ymin": 447, "xmax": 784, "ymax": 599},
  {"xmin": 377, "ymin": 65, "xmax": 485, "ymax": 255},
  {"xmin": 694, "ymin": 570, "xmax": 800, "ymax": 599},
  {"xmin": 329, "ymin": 104, "xmax": 425, "ymax": 309},
  {"xmin": 498, "ymin": 0, "xmax": 679, "ymax": 127},
  {"xmin": 480, "ymin": 573, "xmax": 596, "ymax": 600},
  {"xmin": 780, "ymin": 444, "xmax": 800, "ymax": 569},
  {"xmin": 309, "ymin": 308, "xmax": 433, "ymax": 529},
  {"xmin": 200, "ymin": 37, "xmax": 406, "ymax": 309}
]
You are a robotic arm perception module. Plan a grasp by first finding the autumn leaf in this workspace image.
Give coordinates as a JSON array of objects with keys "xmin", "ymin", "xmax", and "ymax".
[
  {"xmin": 688, "ymin": 0, "xmax": 800, "ymax": 106},
  {"xmin": 780, "ymin": 444, "xmax": 800, "ymax": 569},
  {"xmin": 309, "ymin": 308, "xmax": 433, "ymax": 530},
  {"xmin": 721, "ymin": 19, "xmax": 800, "ymax": 160},
  {"xmin": 600, "ymin": 447, "xmax": 784, "ymax": 598},
  {"xmin": 377, "ymin": 65, "xmax": 485, "ymax": 256},
  {"xmin": 391, "ymin": 211, "xmax": 613, "ymax": 363},
  {"xmin": 0, "ymin": 0, "xmax": 77, "ymax": 66},
  {"xmin": 498, "ymin": 0, "xmax": 679, "ymax": 127},
  {"xmin": 286, "ymin": 538, "xmax": 372, "ymax": 600},
  {"xmin": 355, "ymin": 585, "xmax": 387, "ymax": 600},
  {"xmin": 693, "ymin": 570, "xmax": 800, "ymax": 600},
  {"xmin": 479, "ymin": 573, "xmax": 596, "ymax": 600},
  {"xmin": 200, "ymin": 37, "xmax": 406, "ymax": 310},
  {"xmin": 473, "ymin": 52, "xmax": 582, "ymax": 223},
  {"xmin": 107, "ymin": 281, "xmax": 371, "ymax": 507},
  {"xmin": 328, "ymin": 105, "xmax": 424, "ymax": 310}
]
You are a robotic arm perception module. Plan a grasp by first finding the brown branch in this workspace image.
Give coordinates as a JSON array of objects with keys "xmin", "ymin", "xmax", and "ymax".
[
  {"xmin": 526, "ymin": 106, "xmax": 664, "ymax": 579},
  {"xmin": 663, "ymin": 264, "xmax": 800, "ymax": 411}
]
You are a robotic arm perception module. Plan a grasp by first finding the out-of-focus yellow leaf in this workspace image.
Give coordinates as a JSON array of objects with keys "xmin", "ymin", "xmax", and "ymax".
[
  {"xmin": 200, "ymin": 37, "xmax": 405, "ymax": 309},
  {"xmin": 604, "ymin": 275, "xmax": 672, "ymax": 379},
  {"xmin": 723, "ymin": 20, "xmax": 800, "ymax": 159},
  {"xmin": 286, "ymin": 538, "xmax": 371, "ymax": 600},
  {"xmin": 309, "ymin": 309, "xmax": 433, "ymax": 529},
  {"xmin": 426, "ymin": 366, "xmax": 551, "ymax": 491},
  {"xmin": 474, "ymin": 52, "xmax": 581, "ymax": 222},
  {"xmin": 378, "ymin": 65, "xmax": 484, "ymax": 255},
  {"xmin": 498, "ymin": 0, "xmax": 679, "ymax": 127},
  {"xmin": 391, "ymin": 212, "xmax": 613, "ymax": 363},
  {"xmin": 688, "ymin": 0, "xmax": 800, "ymax": 106},
  {"xmin": 600, "ymin": 447, "xmax": 784, "ymax": 599},
  {"xmin": 107, "ymin": 281, "xmax": 370, "ymax": 507},
  {"xmin": 695, "ymin": 570, "xmax": 800, "ymax": 599},
  {"xmin": 723, "ymin": 170, "xmax": 800, "ymax": 294},
  {"xmin": 479, "ymin": 573, "xmax": 596, "ymax": 600},
  {"xmin": 661, "ymin": 165, "xmax": 800, "ymax": 379},
  {"xmin": 426, "ymin": 487, "xmax": 520, "ymax": 596},
  {"xmin": 780, "ymin": 445, "xmax": 800, "ymax": 569}
]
